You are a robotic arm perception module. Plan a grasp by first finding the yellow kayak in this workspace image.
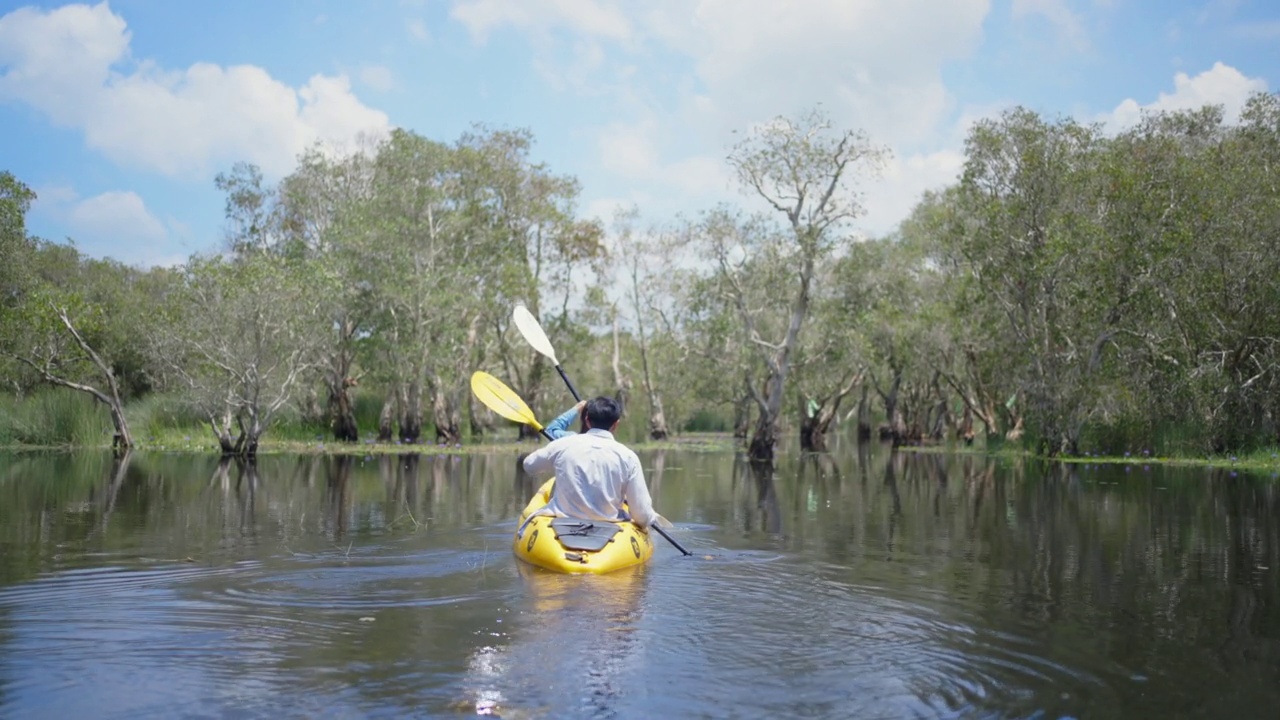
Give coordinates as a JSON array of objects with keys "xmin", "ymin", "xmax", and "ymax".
[{"xmin": 513, "ymin": 479, "xmax": 654, "ymax": 574}]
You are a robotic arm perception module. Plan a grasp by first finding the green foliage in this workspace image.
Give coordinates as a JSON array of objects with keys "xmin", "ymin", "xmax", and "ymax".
[
  {"xmin": 0, "ymin": 388, "xmax": 111, "ymax": 447},
  {"xmin": 125, "ymin": 393, "xmax": 212, "ymax": 441},
  {"xmin": 683, "ymin": 409, "xmax": 730, "ymax": 433},
  {"xmin": 5, "ymin": 95, "xmax": 1280, "ymax": 459},
  {"xmin": 1, "ymin": 171, "xmax": 37, "ymax": 305},
  {"xmin": 926, "ymin": 92, "xmax": 1280, "ymax": 455}
]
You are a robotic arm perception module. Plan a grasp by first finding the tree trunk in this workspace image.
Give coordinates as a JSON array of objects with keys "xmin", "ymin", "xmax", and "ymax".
[
  {"xmin": 15, "ymin": 305, "xmax": 135, "ymax": 451},
  {"xmin": 399, "ymin": 380, "xmax": 423, "ymax": 444},
  {"xmin": 1006, "ymin": 414, "xmax": 1025, "ymax": 442},
  {"xmin": 209, "ymin": 407, "xmax": 243, "ymax": 455},
  {"xmin": 377, "ymin": 387, "xmax": 396, "ymax": 442},
  {"xmin": 329, "ymin": 375, "xmax": 359, "ymax": 442},
  {"xmin": 748, "ymin": 382, "xmax": 780, "ymax": 462},
  {"xmin": 326, "ymin": 316, "xmax": 361, "ymax": 442},
  {"xmin": 515, "ymin": 380, "xmax": 541, "ymax": 441},
  {"xmin": 799, "ymin": 368, "xmax": 864, "ymax": 452},
  {"xmin": 107, "ymin": 401, "xmax": 133, "ymax": 452},
  {"xmin": 612, "ymin": 310, "xmax": 631, "ymax": 414},
  {"xmin": 430, "ymin": 380, "xmax": 460, "ymax": 444},
  {"xmin": 959, "ymin": 405, "xmax": 975, "ymax": 445},
  {"xmin": 468, "ymin": 388, "xmax": 493, "ymax": 439},
  {"xmin": 649, "ymin": 396, "xmax": 669, "ymax": 441},
  {"xmin": 929, "ymin": 373, "xmax": 949, "ymax": 442},
  {"xmin": 890, "ymin": 406, "xmax": 909, "ymax": 448},
  {"xmin": 799, "ymin": 413, "xmax": 827, "ymax": 452},
  {"xmin": 873, "ymin": 368, "xmax": 906, "ymax": 447},
  {"xmin": 856, "ymin": 383, "xmax": 872, "ymax": 440},
  {"xmin": 240, "ymin": 412, "xmax": 262, "ymax": 457},
  {"xmin": 733, "ymin": 386, "xmax": 752, "ymax": 439},
  {"xmin": 746, "ymin": 254, "xmax": 811, "ymax": 463}
]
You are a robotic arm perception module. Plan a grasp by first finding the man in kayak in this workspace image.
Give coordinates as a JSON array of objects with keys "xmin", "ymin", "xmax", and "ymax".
[{"xmin": 520, "ymin": 396, "xmax": 659, "ymax": 531}]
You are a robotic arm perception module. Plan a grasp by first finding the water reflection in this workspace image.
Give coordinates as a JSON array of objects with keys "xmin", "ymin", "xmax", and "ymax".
[
  {"xmin": 464, "ymin": 565, "xmax": 651, "ymax": 717},
  {"xmin": 0, "ymin": 447, "xmax": 1277, "ymax": 718},
  {"xmin": 749, "ymin": 458, "xmax": 782, "ymax": 534}
]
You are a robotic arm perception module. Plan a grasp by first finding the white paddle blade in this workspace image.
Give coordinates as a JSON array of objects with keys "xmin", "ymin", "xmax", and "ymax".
[{"xmin": 512, "ymin": 304, "xmax": 559, "ymax": 364}]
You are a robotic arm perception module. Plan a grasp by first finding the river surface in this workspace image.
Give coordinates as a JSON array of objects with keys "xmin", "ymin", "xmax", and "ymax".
[{"xmin": 1, "ymin": 444, "xmax": 1278, "ymax": 719}]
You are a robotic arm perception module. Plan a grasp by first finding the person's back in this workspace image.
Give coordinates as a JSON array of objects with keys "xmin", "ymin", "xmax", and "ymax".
[{"xmin": 521, "ymin": 397, "xmax": 657, "ymax": 528}]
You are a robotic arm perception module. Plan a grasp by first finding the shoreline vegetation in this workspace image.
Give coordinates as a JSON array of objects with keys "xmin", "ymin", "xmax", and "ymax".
[
  {"xmin": 0, "ymin": 434, "xmax": 740, "ymax": 456},
  {"xmin": 3, "ymin": 382, "xmax": 1279, "ymax": 474},
  {"xmin": 3, "ymin": 442, "xmax": 1278, "ymax": 477},
  {"xmin": 6, "ymin": 97, "xmax": 1280, "ymax": 465}
]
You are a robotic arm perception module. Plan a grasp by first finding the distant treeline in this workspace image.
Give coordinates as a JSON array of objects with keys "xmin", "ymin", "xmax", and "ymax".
[{"xmin": 2, "ymin": 93, "xmax": 1279, "ymax": 459}]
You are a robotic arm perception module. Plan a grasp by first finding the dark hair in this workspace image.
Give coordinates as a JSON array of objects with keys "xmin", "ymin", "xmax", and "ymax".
[{"xmin": 584, "ymin": 396, "xmax": 622, "ymax": 430}]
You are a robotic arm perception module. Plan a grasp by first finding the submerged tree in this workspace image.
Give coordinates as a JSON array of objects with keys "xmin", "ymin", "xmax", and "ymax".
[
  {"xmin": 154, "ymin": 253, "xmax": 322, "ymax": 455},
  {"xmin": 720, "ymin": 107, "xmax": 887, "ymax": 461},
  {"xmin": 275, "ymin": 145, "xmax": 377, "ymax": 443},
  {"xmin": 613, "ymin": 208, "xmax": 670, "ymax": 440},
  {"xmin": 0, "ymin": 181, "xmax": 142, "ymax": 451}
]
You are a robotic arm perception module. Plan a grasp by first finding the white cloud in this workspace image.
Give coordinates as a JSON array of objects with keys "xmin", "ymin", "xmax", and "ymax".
[
  {"xmin": 665, "ymin": 156, "xmax": 732, "ymax": 197},
  {"xmin": 1012, "ymin": 0, "xmax": 1088, "ymax": 50},
  {"xmin": 478, "ymin": 0, "xmax": 991, "ymax": 236},
  {"xmin": 583, "ymin": 196, "xmax": 644, "ymax": 226},
  {"xmin": 0, "ymin": 2, "xmax": 391, "ymax": 179},
  {"xmin": 30, "ymin": 184, "xmax": 80, "ymax": 211},
  {"xmin": 859, "ymin": 150, "xmax": 965, "ymax": 236},
  {"xmin": 1103, "ymin": 62, "xmax": 1268, "ymax": 130},
  {"xmin": 596, "ymin": 120, "xmax": 659, "ymax": 178},
  {"xmin": 1234, "ymin": 19, "xmax": 1280, "ymax": 39},
  {"xmin": 33, "ymin": 186, "xmax": 182, "ymax": 267},
  {"xmin": 359, "ymin": 64, "xmax": 395, "ymax": 92},
  {"xmin": 589, "ymin": 117, "xmax": 734, "ymax": 217},
  {"xmin": 638, "ymin": 0, "xmax": 991, "ymax": 149},
  {"xmin": 407, "ymin": 18, "xmax": 431, "ymax": 42},
  {"xmin": 450, "ymin": 0, "xmax": 631, "ymax": 44},
  {"xmin": 68, "ymin": 191, "xmax": 166, "ymax": 244}
]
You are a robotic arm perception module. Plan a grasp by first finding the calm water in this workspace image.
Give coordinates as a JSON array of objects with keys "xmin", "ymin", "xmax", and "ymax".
[{"xmin": 1, "ymin": 445, "xmax": 1278, "ymax": 719}]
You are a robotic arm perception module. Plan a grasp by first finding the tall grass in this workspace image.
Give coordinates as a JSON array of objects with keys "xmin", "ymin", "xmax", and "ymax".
[
  {"xmin": 353, "ymin": 391, "xmax": 385, "ymax": 433},
  {"xmin": 0, "ymin": 388, "xmax": 112, "ymax": 447},
  {"xmin": 126, "ymin": 394, "xmax": 209, "ymax": 444},
  {"xmin": 129, "ymin": 389, "xmax": 384, "ymax": 447}
]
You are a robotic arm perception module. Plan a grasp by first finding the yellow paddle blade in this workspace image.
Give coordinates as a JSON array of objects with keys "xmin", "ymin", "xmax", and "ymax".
[{"xmin": 470, "ymin": 371, "xmax": 544, "ymax": 430}]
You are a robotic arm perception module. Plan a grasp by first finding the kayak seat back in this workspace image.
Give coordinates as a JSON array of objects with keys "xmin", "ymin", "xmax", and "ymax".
[{"xmin": 549, "ymin": 518, "xmax": 622, "ymax": 552}]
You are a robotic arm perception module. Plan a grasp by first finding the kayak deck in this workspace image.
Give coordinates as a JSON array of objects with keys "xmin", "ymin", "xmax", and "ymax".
[{"xmin": 513, "ymin": 478, "xmax": 654, "ymax": 574}]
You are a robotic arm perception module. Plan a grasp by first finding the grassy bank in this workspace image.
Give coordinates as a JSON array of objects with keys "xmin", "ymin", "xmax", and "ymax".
[
  {"xmin": 1, "ymin": 388, "xmax": 1275, "ymax": 471},
  {"xmin": 911, "ymin": 441, "xmax": 1280, "ymax": 474},
  {"xmin": 0, "ymin": 388, "xmax": 738, "ymax": 455}
]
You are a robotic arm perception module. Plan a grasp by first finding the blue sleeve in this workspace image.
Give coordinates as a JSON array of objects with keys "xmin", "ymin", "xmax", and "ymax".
[{"xmin": 544, "ymin": 406, "xmax": 580, "ymax": 440}]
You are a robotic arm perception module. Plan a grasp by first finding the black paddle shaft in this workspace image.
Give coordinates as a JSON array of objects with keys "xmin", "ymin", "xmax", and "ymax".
[
  {"xmin": 653, "ymin": 524, "xmax": 693, "ymax": 556},
  {"xmin": 556, "ymin": 365, "xmax": 581, "ymax": 402}
]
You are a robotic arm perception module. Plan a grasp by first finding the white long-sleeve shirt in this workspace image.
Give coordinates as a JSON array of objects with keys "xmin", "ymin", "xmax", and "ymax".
[{"xmin": 521, "ymin": 428, "xmax": 658, "ymax": 528}]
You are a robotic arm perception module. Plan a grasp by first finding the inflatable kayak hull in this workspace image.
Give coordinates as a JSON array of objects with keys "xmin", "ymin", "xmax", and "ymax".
[{"xmin": 513, "ymin": 479, "xmax": 654, "ymax": 574}]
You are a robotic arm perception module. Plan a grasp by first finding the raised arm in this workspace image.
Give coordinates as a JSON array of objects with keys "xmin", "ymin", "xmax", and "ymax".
[{"xmin": 543, "ymin": 401, "xmax": 585, "ymax": 440}]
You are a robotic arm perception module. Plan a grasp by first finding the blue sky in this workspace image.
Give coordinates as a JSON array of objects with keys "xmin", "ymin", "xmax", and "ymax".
[{"xmin": 1, "ymin": 0, "xmax": 1276, "ymax": 267}]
